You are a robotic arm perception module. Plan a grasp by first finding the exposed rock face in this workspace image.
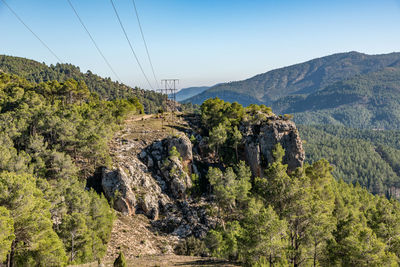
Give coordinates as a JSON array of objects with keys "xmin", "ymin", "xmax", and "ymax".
[
  {"xmin": 102, "ymin": 167, "xmax": 136, "ymax": 216},
  {"xmin": 160, "ymin": 156, "xmax": 192, "ymax": 199},
  {"xmin": 388, "ymin": 186, "xmax": 400, "ymax": 200},
  {"xmin": 242, "ymin": 116, "xmax": 305, "ymax": 175},
  {"xmin": 101, "ymin": 114, "xmax": 305, "ymax": 244},
  {"xmin": 101, "ymin": 160, "xmax": 168, "ymax": 220},
  {"xmin": 152, "ymin": 199, "xmax": 217, "ymax": 239},
  {"xmin": 143, "ymin": 134, "xmax": 193, "ymax": 199},
  {"xmin": 101, "ymin": 124, "xmax": 213, "ymax": 239}
]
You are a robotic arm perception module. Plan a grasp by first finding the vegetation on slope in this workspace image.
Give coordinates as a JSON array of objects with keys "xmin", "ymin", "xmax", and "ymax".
[
  {"xmin": 187, "ymin": 51, "xmax": 400, "ymax": 106},
  {"xmin": 299, "ymin": 125, "xmax": 400, "ymax": 199},
  {"xmin": 275, "ymin": 68, "xmax": 400, "ymax": 129},
  {"xmin": 185, "ymin": 98, "xmax": 400, "ymax": 266},
  {"xmin": 0, "ymin": 72, "xmax": 143, "ymax": 265},
  {"xmin": 0, "ymin": 55, "xmax": 165, "ymax": 113}
]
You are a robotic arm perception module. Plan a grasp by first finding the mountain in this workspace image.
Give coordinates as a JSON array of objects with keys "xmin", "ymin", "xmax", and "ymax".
[
  {"xmin": 0, "ymin": 55, "xmax": 165, "ymax": 113},
  {"xmin": 3, "ymin": 70, "xmax": 400, "ymax": 265},
  {"xmin": 276, "ymin": 67, "xmax": 400, "ymax": 129},
  {"xmin": 172, "ymin": 86, "xmax": 209, "ymax": 102},
  {"xmin": 186, "ymin": 51, "xmax": 400, "ymax": 106}
]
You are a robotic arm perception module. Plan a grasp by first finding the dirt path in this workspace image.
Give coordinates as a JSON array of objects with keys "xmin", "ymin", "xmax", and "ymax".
[{"xmin": 125, "ymin": 114, "xmax": 154, "ymax": 122}]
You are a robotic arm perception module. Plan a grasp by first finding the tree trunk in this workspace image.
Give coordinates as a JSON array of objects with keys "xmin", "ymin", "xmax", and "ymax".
[
  {"xmin": 70, "ymin": 233, "xmax": 75, "ymax": 262},
  {"xmin": 7, "ymin": 240, "xmax": 15, "ymax": 267},
  {"xmin": 235, "ymin": 145, "xmax": 239, "ymax": 163},
  {"xmin": 313, "ymin": 242, "xmax": 317, "ymax": 267}
]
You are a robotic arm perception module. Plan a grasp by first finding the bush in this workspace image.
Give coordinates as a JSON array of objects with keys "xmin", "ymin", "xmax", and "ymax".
[
  {"xmin": 174, "ymin": 236, "xmax": 207, "ymax": 256},
  {"xmin": 113, "ymin": 251, "xmax": 127, "ymax": 267}
]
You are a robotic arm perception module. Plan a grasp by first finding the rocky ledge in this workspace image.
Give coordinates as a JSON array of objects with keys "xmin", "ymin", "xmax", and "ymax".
[
  {"xmin": 101, "ymin": 131, "xmax": 213, "ymax": 239},
  {"xmin": 100, "ymin": 114, "xmax": 305, "ymax": 240}
]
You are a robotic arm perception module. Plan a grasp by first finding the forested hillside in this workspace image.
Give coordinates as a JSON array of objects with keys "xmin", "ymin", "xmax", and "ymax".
[
  {"xmin": 0, "ymin": 55, "xmax": 164, "ymax": 113},
  {"xmin": 277, "ymin": 68, "xmax": 400, "ymax": 129},
  {"xmin": 0, "ymin": 72, "xmax": 143, "ymax": 265},
  {"xmin": 299, "ymin": 125, "xmax": 400, "ymax": 199},
  {"xmin": 186, "ymin": 51, "xmax": 400, "ymax": 106},
  {"xmin": 184, "ymin": 98, "xmax": 400, "ymax": 266}
]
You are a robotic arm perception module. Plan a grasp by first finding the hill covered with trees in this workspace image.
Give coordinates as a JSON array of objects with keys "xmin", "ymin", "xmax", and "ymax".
[
  {"xmin": 183, "ymin": 98, "xmax": 400, "ymax": 266},
  {"xmin": 0, "ymin": 55, "xmax": 164, "ymax": 113},
  {"xmin": 275, "ymin": 67, "xmax": 400, "ymax": 129},
  {"xmin": 186, "ymin": 51, "xmax": 400, "ymax": 106},
  {"xmin": 0, "ymin": 72, "xmax": 144, "ymax": 265},
  {"xmin": 299, "ymin": 124, "xmax": 400, "ymax": 199}
]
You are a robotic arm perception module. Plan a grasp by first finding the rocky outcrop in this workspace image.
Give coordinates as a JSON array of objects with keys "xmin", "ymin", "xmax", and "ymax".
[
  {"xmin": 101, "ymin": 113, "xmax": 305, "ymax": 244},
  {"xmin": 101, "ymin": 160, "xmax": 169, "ymax": 220},
  {"xmin": 241, "ymin": 115, "xmax": 305, "ymax": 175},
  {"xmin": 101, "ymin": 122, "xmax": 215, "ymax": 240},
  {"xmin": 152, "ymin": 199, "xmax": 217, "ymax": 239},
  {"xmin": 141, "ymin": 134, "xmax": 193, "ymax": 199},
  {"xmin": 160, "ymin": 155, "xmax": 192, "ymax": 199},
  {"xmin": 102, "ymin": 167, "xmax": 136, "ymax": 216},
  {"xmin": 167, "ymin": 134, "xmax": 193, "ymax": 162}
]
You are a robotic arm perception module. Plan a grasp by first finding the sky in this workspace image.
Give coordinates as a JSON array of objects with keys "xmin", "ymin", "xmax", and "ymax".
[{"xmin": 1, "ymin": 0, "xmax": 400, "ymax": 90}]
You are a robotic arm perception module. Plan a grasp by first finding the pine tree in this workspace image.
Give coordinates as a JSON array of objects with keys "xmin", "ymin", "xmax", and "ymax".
[
  {"xmin": 231, "ymin": 126, "xmax": 242, "ymax": 162},
  {"xmin": 242, "ymin": 201, "xmax": 288, "ymax": 266},
  {"xmin": 0, "ymin": 206, "xmax": 14, "ymax": 263},
  {"xmin": 0, "ymin": 171, "xmax": 66, "ymax": 266},
  {"xmin": 209, "ymin": 123, "xmax": 228, "ymax": 158},
  {"xmin": 207, "ymin": 167, "xmax": 236, "ymax": 220}
]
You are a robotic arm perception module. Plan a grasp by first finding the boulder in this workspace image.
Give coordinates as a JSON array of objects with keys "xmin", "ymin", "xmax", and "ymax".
[
  {"xmin": 101, "ymin": 159, "xmax": 170, "ymax": 219},
  {"xmin": 101, "ymin": 167, "xmax": 136, "ymax": 216},
  {"xmin": 137, "ymin": 193, "xmax": 159, "ymax": 220},
  {"xmin": 161, "ymin": 156, "xmax": 192, "ymax": 199},
  {"xmin": 167, "ymin": 134, "xmax": 193, "ymax": 162}
]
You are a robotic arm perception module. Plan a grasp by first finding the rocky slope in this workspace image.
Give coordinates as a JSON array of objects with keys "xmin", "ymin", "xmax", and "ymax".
[{"xmin": 99, "ymin": 112, "xmax": 304, "ymax": 263}]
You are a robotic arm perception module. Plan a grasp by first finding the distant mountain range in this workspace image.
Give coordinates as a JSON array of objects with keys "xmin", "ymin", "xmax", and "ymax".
[
  {"xmin": 185, "ymin": 51, "xmax": 400, "ymax": 129},
  {"xmin": 170, "ymin": 86, "xmax": 209, "ymax": 102}
]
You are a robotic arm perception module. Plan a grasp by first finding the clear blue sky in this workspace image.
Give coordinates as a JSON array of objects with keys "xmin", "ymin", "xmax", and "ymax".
[{"xmin": 1, "ymin": 0, "xmax": 400, "ymax": 89}]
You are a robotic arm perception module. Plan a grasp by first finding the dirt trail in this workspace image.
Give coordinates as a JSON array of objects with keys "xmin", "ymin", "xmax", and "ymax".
[{"xmin": 125, "ymin": 114, "xmax": 153, "ymax": 122}]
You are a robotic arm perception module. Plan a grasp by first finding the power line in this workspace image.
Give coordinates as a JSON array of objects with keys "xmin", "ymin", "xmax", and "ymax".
[
  {"xmin": 1, "ymin": 0, "xmax": 62, "ymax": 63},
  {"xmin": 109, "ymin": 0, "xmax": 154, "ymax": 90},
  {"xmin": 66, "ymin": 0, "xmax": 122, "ymax": 82},
  {"xmin": 131, "ymin": 0, "xmax": 159, "ymax": 89}
]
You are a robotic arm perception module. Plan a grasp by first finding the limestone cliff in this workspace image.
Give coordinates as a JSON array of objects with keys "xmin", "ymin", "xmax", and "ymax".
[
  {"xmin": 99, "ymin": 113, "xmax": 305, "ymax": 259},
  {"xmin": 241, "ymin": 115, "xmax": 305, "ymax": 176}
]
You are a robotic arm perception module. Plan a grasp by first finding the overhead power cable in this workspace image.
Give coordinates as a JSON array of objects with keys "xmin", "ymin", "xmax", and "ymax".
[
  {"xmin": 131, "ymin": 0, "xmax": 159, "ymax": 89},
  {"xmin": 66, "ymin": 0, "xmax": 122, "ymax": 82},
  {"xmin": 109, "ymin": 0, "xmax": 154, "ymax": 90},
  {"xmin": 1, "ymin": 0, "xmax": 62, "ymax": 63}
]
